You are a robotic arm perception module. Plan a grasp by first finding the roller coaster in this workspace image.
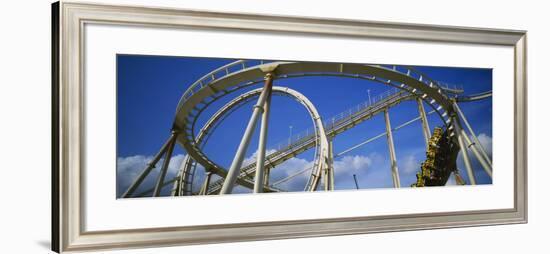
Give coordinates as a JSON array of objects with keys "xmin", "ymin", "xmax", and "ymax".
[{"xmin": 120, "ymin": 60, "xmax": 493, "ymax": 198}]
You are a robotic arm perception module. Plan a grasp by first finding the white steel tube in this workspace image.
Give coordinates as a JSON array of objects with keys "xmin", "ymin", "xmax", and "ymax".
[
  {"xmin": 326, "ymin": 139, "xmax": 335, "ymax": 191},
  {"xmin": 384, "ymin": 109, "xmax": 401, "ymax": 188},
  {"xmin": 417, "ymin": 97, "xmax": 431, "ymax": 149},
  {"xmin": 254, "ymin": 91, "xmax": 272, "ymax": 193},
  {"xmin": 453, "ymin": 117, "xmax": 476, "ymax": 185},
  {"xmin": 153, "ymin": 132, "xmax": 178, "ymax": 196},
  {"xmin": 454, "ymin": 102, "xmax": 492, "ymax": 166},
  {"xmin": 460, "ymin": 129, "xmax": 493, "ymax": 178},
  {"xmin": 121, "ymin": 133, "xmax": 177, "ymax": 198},
  {"xmin": 199, "ymin": 171, "xmax": 213, "ymax": 195},
  {"xmin": 220, "ymin": 73, "xmax": 274, "ymax": 194}
]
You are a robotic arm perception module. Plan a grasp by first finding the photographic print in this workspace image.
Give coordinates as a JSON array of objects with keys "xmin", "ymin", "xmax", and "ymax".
[
  {"xmin": 52, "ymin": 3, "xmax": 527, "ymax": 251},
  {"xmin": 116, "ymin": 56, "xmax": 493, "ymax": 198}
]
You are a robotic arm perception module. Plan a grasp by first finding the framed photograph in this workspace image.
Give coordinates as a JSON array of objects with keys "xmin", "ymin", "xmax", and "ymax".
[{"xmin": 52, "ymin": 1, "xmax": 527, "ymax": 252}]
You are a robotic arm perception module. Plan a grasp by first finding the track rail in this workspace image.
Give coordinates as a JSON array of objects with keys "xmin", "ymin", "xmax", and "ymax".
[
  {"xmin": 122, "ymin": 59, "xmax": 493, "ymax": 197},
  {"xmin": 172, "ymin": 87, "xmax": 329, "ymax": 195},
  {"xmin": 206, "ymin": 88, "xmax": 415, "ymax": 194},
  {"xmin": 172, "ymin": 60, "xmax": 466, "ymax": 194}
]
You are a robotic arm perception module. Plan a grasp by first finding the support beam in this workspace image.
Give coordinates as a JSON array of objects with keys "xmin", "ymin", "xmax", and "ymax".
[
  {"xmin": 220, "ymin": 73, "xmax": 274, "ymax": 194},
  {"xmin": 199, "ymin": 171, "xmax": 213, "ymax": 195},
  {"xmin": 153, "ymin": 131, "xmax": 178, "ymax": 196},
  {"xmin": 336, "ymin": 110, "xmax": 437, "ymax": 158},
  {"xmin": 170, "ymin": 163, "xmax": 182, "ymax": 196},
  {"xmin": 454, "ymin": 102, "xmax": 492, "ymax": 167},
  {"xmin": 263, "ymin": 168, "xmax": 271, "ymax": 187},
  {"xmin": 309, "ymin": 171, "xmax": 321, "ymax": 191},
  {"xmin": 330, "ymin": 139, "xmax": 335, "ymax": 190},
  {"xmin": 452, "ymin": 116, "xmax": 476, "ymax": 185},
  {"xmin": 353, "ymin": 174, "xmax": 360, "ymax": 189},
  {"xmin": 460, "ymin": 129, "xmax": 492, "ymax": 178},
  {"xmin": 324, "ymin": 139, "xmax": 335, "ymax": 191},
  {"xmin": 254, "ymin": 90, "xmax": 272, "ymax": 193},
  {"xmin": 171, "ymin": 157, "xmax": 188, "ymax": 196},
  {"xmin": 384, "ymin": 109, "xmax": 401, "ymax": 188},
  {"xmin": 121, "ymin": 132, "xmax": 177, "ymax": 198},
  {"xmin": 272, "ymin": 166, "xmax": 312, "ymax": 186},
  {"xmin": 417, "ymin": 97, "xmax": 431, "ymax": 149}
]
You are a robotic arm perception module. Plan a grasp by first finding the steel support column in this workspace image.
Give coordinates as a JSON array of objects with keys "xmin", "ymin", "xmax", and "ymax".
[
  {"xmin": 199, "ymin": 171, "xmax": 213, "ymax": 195},
  {"xmin": 220, "ymin": 73, "xmax": 274, "ymax": 194},
  {"xmin": 309, "ymin": 171, "xmax": 321, "ymax": 191},
  {"xmin": 454, "ymin": 102, "xmax": 493, "ymax": 167},
  {"xmin": 121, "ymin": 132, "xmax": 178, "ymax": 198},
  {"xmin": 263, "ymin": 168, "xmax": 271, "ymax": 187},
  {"xmin": 417, "ymin": 97, "xmax": 431, "ymax": 149},
  {"xmin": 459, "ymin": 129, "xmax": 492, "ymax": 178},
  {"xmin": 254, "ymin": 90, "xmax": 272, "ymax": 193},
  {"xmin": 330, "ymin": 139, "xmax": 335, "ymax": 190},
  {"xmin": 384, "ymin": 109, "xmax": 401, "ymax": 188},
  {"xmin": 353, "ymin": 174, "xmax": 360, "ymax": 189},
  {"xmin": 324, "ymin": 139, "xmax": 335, "ymax": 191},
  {"xmin": 153, "ymin": 131, "xmax": 178, "ymax": 196},
  {"xmin": 170, "ymin": 163, "xmax": 183, "ymax": 196},
  {"xmin": 452, "ymin": 116, "xmax": 476, "ymax": 185}
]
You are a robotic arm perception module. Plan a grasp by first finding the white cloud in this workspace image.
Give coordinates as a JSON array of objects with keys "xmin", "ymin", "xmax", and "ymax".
[
  {"xmin": 269, "ymin": 157, "xmax": 314, "ymax": 191},
  {"xmin": 334, "ymin": 152, "xmax": 393, "ymax": 189},
  {"xmin": 400, "ymin": 154, "xmax": 420, "ymax": 174},
  {"xmin": 116, "ymin": 147, "xmax": 439, "ymax": 195},
  {"xmin": 452, "ymin": 132, "xmax": 493, "ymax": 185},
  {"xmin": 460, "ymin": 132, "xmax": 492, "ymax": 160},
  {"xmin": 475, "ymin": 133, "xmax": 492, "ymax": 156},
  {"xmin": 226, "ymin": 150, "xmax": 315, "ymax": 192},
  {"xmin": 117, "ymin": 155, "xmax": 153, "ymax": 191},
  {"xmin": 242, "ymin": 149, "xmax": 277, "ymax": 165},
  {"xmin": 277, "ymin": 157, "xmax": 314, "ymax": 176},
  {"xmin": 458, "ymin": 132, "xmax": 492, "ymax": 165},
  {"xmin": 334, "ymin": 155, "xmax": 372, "ymax": 176},
  {"xmin": 117, "ymin": 153, "xmax": 186, "ymax": 197},
  {"xmin": 267, "ymin": 154, "xmax": 376, "ymax": 191}
]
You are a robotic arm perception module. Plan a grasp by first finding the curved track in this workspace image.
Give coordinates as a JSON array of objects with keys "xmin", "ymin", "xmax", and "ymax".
[
  {"xmin": 205, "ymin": 88, "xmax": 416, "ymax": 194},
  {"xmin": 456, "ymin": 90, "xmax": 493, "ymax": 102},
  {"xmin": 173, "ymin": 61, "xmax": 461, "ymax": 194},
  {"xmin": 171, "ymin": 86, "xmax": 330, "ymax": 195},
  {"xmin": 122, "ymin": 60, "xmax": 494, "ymax": 197}
]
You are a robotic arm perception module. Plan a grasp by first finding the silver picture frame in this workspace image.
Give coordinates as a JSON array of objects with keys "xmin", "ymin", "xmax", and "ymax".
[{"xmin": 52, "ymin": 1, "xmax": 527, "ymax": 252}]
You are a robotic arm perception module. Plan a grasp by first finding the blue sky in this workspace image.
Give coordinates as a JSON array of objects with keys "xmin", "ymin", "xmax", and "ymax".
[{"xmin": 116, "ymin": 55, "xmax": 493, "ymax": 197}]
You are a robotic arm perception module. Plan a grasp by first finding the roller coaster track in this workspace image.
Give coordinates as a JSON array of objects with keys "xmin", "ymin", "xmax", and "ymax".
[
  {"xmin": 172, "ymin": 86, "xmax": 330, "ymax": 195},
  {"xmin": 168, "ymin": 61, "xmax": 462, "ymax": 196},
  {"xmin": 122, "ymin": 59, "xmax": 494, "ymax": 198},
  {"xmin": 174, "ymin": 85, "xmax": 414, "ymax": 195},
  {"xmin": 205, "ymin": 88, "xmax": 417, "ymax": 194},
  {"xmin": 456, "ymin": 90, "xmax": 492, "ymax": 102}
]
